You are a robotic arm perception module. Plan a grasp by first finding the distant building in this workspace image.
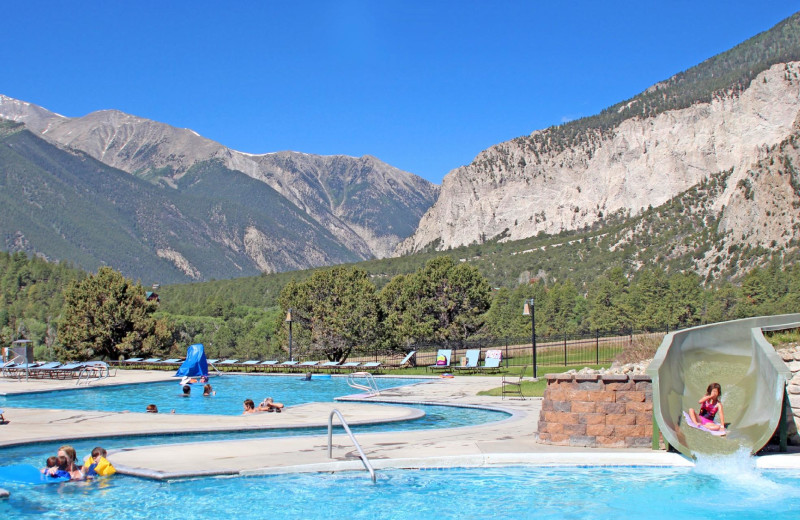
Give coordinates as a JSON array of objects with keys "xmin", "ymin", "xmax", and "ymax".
[{"xmin": 146, "ymin": 291, "xmax": 160, "ymax": 303}]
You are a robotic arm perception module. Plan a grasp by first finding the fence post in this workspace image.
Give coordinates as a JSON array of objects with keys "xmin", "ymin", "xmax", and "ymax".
[
  {"xmin": 505, "ymin": 338, "xmax": 509, "ymax": 368},
  {"xmin": 564, "ymin": 332, "xmax": 567, "ymax": 366},
  {"xmin": 595, "ymin": 330, "xmax": 599, "ymax": 365}
]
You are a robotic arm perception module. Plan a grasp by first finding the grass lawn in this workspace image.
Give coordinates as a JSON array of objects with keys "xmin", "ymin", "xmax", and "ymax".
[{"xmin": 476, "ymin": 364, "xmax": 609, "ymax": 398}]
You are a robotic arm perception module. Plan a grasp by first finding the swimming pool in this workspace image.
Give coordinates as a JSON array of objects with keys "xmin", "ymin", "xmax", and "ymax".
[
  {"xmin": 2, "ymin": 455, "xmax": 798, "ymax": 519},
  {"xmin": 0, "ymin": 375, "xmax": 428, "ymax": 415}
]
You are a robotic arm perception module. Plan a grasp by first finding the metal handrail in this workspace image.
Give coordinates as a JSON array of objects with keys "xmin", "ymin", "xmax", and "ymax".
[
  {"xmin": 346, "ymin": 371, "xmax": 380, "ymax": 396},
  {"xmin": 76, "ymin": 362, "xmax": 112, "ymax": 385},
  {"xmin": 328, "ymin": 409, "xmax": 376, "ymax": 483}
]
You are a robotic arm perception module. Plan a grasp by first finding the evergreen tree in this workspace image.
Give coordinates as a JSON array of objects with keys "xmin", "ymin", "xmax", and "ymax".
[{"xmin": 57, "ymin": 267, "xmax": 173, "ymax": 360}]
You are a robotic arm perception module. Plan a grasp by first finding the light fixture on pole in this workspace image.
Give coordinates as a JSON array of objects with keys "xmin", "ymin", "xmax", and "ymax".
[
  {"xmin": 522, "ymin": 298, "xmax": 537, "ymax": 379},
  {"xmin": 285, "ymin": 308, "xmax": 294, "ymax": 361}
]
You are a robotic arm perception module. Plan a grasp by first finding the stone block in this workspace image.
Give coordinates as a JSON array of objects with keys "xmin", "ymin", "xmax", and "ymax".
[
  {"xmin": 605, "ymin": 381, "xmax": 636, "ymax": 392},
  {"xmin": 566, "ymin": 389, "xmax": 591, "ymax": 401},
  {"xmin": 632, "ymin": 375, "xmax": 652, "ymax": 382},
  {"xmin": 576, "ymin": 380, "xmax": 603, "ymax": 390},
  {"xmin": 588, "ymin": 392, "xmax": 616, "ymax": 402},
  {"xmin": 616, "ymin": 391, "xmax": 646, "ymax": 403},
  {"xmin": 541, "ymin": 399, "xmax": 554, "ymax": 412},
  {"xmin": 614, "ymin": 424, "xmax": 645, "ymax": 437},
  {"xmin": 555, "ymin": 373, "xmax": 574, "ymax": 381},
  {"xmin": 552, "ymin": 400, "xmax": 572, "ymax": 413},
  {"xmin": 544, "ymin": 388, "xmax": 568, "ymax": 401},
  {"xmin": 606, "ymin": 414, "xmax": 636, "ymax": 426},
  {"xmin": 548, "ymin": 433, "xmax": 571, "ymax": 445},
  {"xmin": 575, "ymin": 374, "xmax": 600, "ymax": 383},
  {"xmin": 598, "ymin": 402, "xmax": 626, "ymax": 414},
  {"xmin": 545, "ymin": 374, "xmax": 560, "ymax": 382},
  {"xmin": 571, "ymin": 401, "xmax": 596, "ymax": 413},
  {"xmin": 586, "ymin": 424, "xmax": 614, "ymax": 436},
  {"xmin": 540, "ymin": 422, "xmax": 564, "ymax": 435},
  {"xmin": 601, "ymin": 374, "xmax": 629, "ymax": 382},
  {"xmin": 626, "ymin": 437, "xmax": 652, "ymax": 448},
  {"xmin": 569, "ymin": 435, "xmax": 597, "ymax": 447},
  {"xmin": 635, "ymin": 381, "xmax": 653, "ymax": 391},
  {"xmin": 596, "ymin": 436, "xmax": 626, "ymax": 448},
  {"xmin": 580, "ymin": 413, "xmax": 606, "ymax": 425},
  {"xmin": 563, "ymin": 423, "xmax": 587, "ymax": 436},
  {"xmin": 625, "ymin": 402, "xmax": 653, "ymax": 414}
]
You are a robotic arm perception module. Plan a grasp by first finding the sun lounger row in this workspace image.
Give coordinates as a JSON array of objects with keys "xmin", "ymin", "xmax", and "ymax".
[
  {"xmin": 0, "ymin": 360, "xmax": 114, "ymax": 380},
  {"xmin": 117, "ymin": 357, "xmax": 384, "ymax": 372},
  {"xmin": 426, "ymin": 349, "xmax": 503, "ymax": 373}
]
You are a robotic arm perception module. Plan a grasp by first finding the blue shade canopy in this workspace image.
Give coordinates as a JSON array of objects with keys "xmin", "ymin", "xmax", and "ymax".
[{"xmin": 175, "ymin": 344, "xmax": 208, "ymax": 378}]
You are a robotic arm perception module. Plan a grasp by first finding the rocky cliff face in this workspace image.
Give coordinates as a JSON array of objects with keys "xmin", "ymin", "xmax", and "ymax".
[
  {"xmin": 399, "ymin": 62, "xmax": 800, "ymax": 254},
  {"xmin": 0, "ymin": 96, "xmax": 438, "ymax": 260}
]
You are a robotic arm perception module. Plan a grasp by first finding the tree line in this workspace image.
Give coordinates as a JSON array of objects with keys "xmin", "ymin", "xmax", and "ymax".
[{"xmin": 1, "ymin": 250, "xmax": 798, "ymax": 361}]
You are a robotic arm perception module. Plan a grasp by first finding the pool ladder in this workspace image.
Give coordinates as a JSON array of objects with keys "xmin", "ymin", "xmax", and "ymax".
[
  {"xmin": 346, "ymin": 371, "xmax": 380, "ymax": 396},
  {"xmin": 328, "ymin": 409, "xmax": 376, "ymax": 483}
]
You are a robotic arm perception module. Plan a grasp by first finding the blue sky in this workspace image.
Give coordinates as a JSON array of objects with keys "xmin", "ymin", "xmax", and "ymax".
[{"xmin": 2, "ymin": 2, "xmax": 798, "ymax": 184}]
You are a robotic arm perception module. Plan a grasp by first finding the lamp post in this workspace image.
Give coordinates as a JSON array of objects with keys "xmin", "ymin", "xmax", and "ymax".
[
  {"xmin": 285, "ymin": 308, "xmax": 293, "ymax": 361},
  {"xmin": 522, "ymin": 298, "xmax": 537, "ymax": 379}
]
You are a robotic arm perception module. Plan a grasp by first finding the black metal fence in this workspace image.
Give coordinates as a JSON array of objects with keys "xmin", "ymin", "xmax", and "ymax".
[{"xmin": 350, "ymin": 329, "xmax": 667, "ymax": 369}]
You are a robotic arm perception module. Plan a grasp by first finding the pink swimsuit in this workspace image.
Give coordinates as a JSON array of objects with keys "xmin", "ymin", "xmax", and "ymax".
[{"xmin": 698, "ymin": 400, "xmax": 719, "ymax": 425}]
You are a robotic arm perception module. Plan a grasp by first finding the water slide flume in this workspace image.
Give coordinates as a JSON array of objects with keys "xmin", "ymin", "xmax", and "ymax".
[{"xmin": 647, "ymin": 314, "xmax": 800, "ymax": 459}]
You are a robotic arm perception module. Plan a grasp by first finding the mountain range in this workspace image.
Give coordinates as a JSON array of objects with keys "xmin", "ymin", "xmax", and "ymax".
[
  {"xmin": 0, "ymin": 97, "xmax": 438, "ymax": 282},
  {"xmin": 3, "ymin": 12, "xmax": 800, "ymax": 285}
]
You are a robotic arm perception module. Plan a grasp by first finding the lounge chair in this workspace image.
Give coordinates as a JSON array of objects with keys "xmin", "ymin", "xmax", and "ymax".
[
  {"xmin": 52, "ymin": 362, "xmax": 86, "ymax": 379},
  {"xmin": 298, "ymin": 361, "xmax": 319, "ymax": 370},
  {"xmin": 160, "ymin": 358, "xmax": 183, "ymax": 365},
  {"xmin": 206, "ymin": 359, "xmax": 220, "ymax": 364},
  {"xmin": 476, "ymin": 349, "xmax": 503, "ymax": 373},
  {"xmin": 277, "ymin": 360, "xmax": 299, "ymax": 371},
  {"xmin": 142, "ymin": 358, "xmax": 162, "ymax": 364},
  {"xmin": 217, "ymin": 359, "xmax": 238, "ymax": 365},
  {"xmin": 360, "ymin": 361, "xmax": 382, "ymax": 373},
  {"xmin": 29, "ymin": 362, "xmax": 62, "ymax": 378},
  {"xmin": 318, "ymin": 361, "xmax": 341, "ymax": 372},
  {"xmin": 258, "ymin": 360, "xmax": 278, "ymax": 372},
  {"xmin": 455, "ymin": 349, "xmax": 480, "ymax": 372},
  {"xmin": 397, "ymin": 350, "xmax": 416, "ymax": 368},
  {"xmin": 125, "ymin": 357, "xmax": 144, "ymax": 363},
  {"xmin": 339, "ymin": 361, "xmax": 360, "ymax": 370},
  {"xmin": 427, "ymin": 349, "xmax": 452, "ymax": 372},
  {"xmin": 501, "ymin": 365, "xmax": 527, "ymax": 400}
]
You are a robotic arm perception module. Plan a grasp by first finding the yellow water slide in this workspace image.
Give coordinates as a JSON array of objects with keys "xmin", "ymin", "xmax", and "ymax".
[{"xmin": 646, "ymin": 314, "xmax": 799, "ymax": 458}]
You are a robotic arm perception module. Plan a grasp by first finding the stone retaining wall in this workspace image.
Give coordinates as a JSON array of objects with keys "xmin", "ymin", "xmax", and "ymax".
[{"xmin": 537, "ymin": 373, "xmax": 653, "ymax": 448}]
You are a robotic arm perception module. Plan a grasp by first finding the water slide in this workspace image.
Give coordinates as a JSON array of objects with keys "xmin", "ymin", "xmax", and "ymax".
[{"xmin": 647, "ymin": 314, "xmax": 800, "ymax": 459}]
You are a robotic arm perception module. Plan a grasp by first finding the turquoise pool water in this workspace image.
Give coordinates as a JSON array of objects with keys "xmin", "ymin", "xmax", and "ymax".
[
  {"xmin": 2, "ymin": 456, "xmax": 798, "ymax": 519},
  {"xmin": 0, "ymin": 374, "xmax": 425, "ymax": 415}
]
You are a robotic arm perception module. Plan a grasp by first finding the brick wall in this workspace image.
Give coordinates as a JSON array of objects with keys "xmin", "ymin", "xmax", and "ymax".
[{"xmin": 537, "ymin": 373, "xmax": 653, "ymax": 448}]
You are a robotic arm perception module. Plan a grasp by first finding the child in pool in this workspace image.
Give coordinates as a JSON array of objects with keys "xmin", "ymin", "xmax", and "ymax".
[{"xmin": 689, "ymin": 382, "xmax": 726, "ymax": 434}]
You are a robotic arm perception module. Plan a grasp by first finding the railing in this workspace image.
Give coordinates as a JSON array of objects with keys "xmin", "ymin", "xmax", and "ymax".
[
  {"xmin": 346, "ymin": 371, "xmax": 380, "ymax": 396},
  {"xmin": 76, "ymin": 361, "xmax": 113, "ymax": 385},
  {"xmin": 328, "ymin": 409, "xmax": 376, "ymax": 483}
]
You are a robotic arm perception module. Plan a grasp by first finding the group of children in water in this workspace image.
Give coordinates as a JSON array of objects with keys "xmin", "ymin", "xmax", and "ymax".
[
  {"xmin": 42, "ymin": 445, "xmax": 116, "ymax": 481},
  {"xmin": 243, "ymin": 397, "xmax": 284, "ymax": 413}
]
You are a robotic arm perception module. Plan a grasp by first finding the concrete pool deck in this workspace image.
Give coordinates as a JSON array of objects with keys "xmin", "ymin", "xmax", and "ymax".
[{"xmin": 0, "ymin": 371, "xmax": 798, "ymax": 479}]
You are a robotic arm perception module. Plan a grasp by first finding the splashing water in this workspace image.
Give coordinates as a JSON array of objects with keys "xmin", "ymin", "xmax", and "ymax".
[{"xmin": 693, "ymin": 447, "xmax": 800, "ymax": 504}]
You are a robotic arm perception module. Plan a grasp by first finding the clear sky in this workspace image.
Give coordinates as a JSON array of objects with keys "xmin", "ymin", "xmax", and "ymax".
[{"xmin": 2, "ymin": 1, "xmax": 798, "ymax": 184}]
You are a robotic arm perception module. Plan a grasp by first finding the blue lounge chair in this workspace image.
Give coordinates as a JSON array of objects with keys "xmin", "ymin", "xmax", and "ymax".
[
  {"xmin": 298, "ymin": 361, "xmax": 319, "ymax": 367},
  {"xmin": 476, "ymin": 349, "xmax": 503, "ymax": 373},
  {"xmin": 455, "ymin": 349, "xmax": 480, "ymax": 372},
  {"xmin": 427, "ymin": 349, "xmax": 452, "ymax": 372},
  {"xmin": 142, "ymin": 358, "xmax": 162, "ymax": 364},
  {"xmin": 238, "ymin": 360, "xmax": 260, "ymax": 366},
  {"xmin": 340, "ymin": 361, "xmax": 360, "ymax": 370},
  {"xmin": 319, "ymin": 361, "xmax": 340, "ymax": 371},
  {"xmin": 160, "ymin": 358, "xmax": 183, "ymax": 364},
  {"xmin": 360, "ymin": 361, "xmax": 382, "ymax": 373},
  {"xmin": 217, "ymin": 359, "xmax": 238, "ymax": 365},
  {"xmin": 125, "ymin": 357, "xmax": 144, "ymax": 363},
  {"xmin": 396, "ymin": 350, "xmax": 416, "ymax": 368},
  {"xmin": 259, "ymin": 360, "xmax": 278, "ymax": 366},
  {"xmin": 206, "ymin": 359, "xmax": 220, "ymax": 364}
]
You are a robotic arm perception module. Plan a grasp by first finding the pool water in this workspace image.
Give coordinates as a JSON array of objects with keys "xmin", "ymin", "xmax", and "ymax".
[
  {"xmin": 2, "ymin": 455, "xmax": 798, "ymax": 519},
  {"xmin": 0, "ymin": 375, "xmax": 427, "ymax": 415}
]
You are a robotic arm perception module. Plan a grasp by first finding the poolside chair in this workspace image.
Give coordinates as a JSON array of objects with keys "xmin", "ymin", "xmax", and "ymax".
[
  {"xmin": 257, "ymin": 360, "xmax": 278, "ymax": 372},
  {"xmin": 29, "ymin": 362, "xmax": 62, "ymax": 379},
  {"xmin": 339, "ymin": 361, "xmax": 360, "ymax": 370},
  {"xmin": 125, "ymin": 357, "xmax": 144, "ymax": 363},
  {"xmin": 142, "ymin": 358, "xmax": 162, "ymax": 365},
  {"xmin": 427, "ymin": 349, "xmax": 452, "ymax": 372},
  {"xmin": 160, "ymin": 358, "xmax": 183, "ymax": 365},
  {"xmin": 360, "ymin": 361, "xmax": 382, "ymax": 373},
  {"xmin": 455, "ymin": 349, "xmax": 480, "ymax": 372},
  {"xmin": 475, "ymin": 349, "xmax": 503, "ymax": 373},
  {"xmin": 298, "ymin": 361, "xmax": 319, "ymax": 367},
  {"xmin": 217, "ymin": 359, "xmax": 238, "ymax": 365},
  {"xmin": 501, "ymin": 365, "xmax": 527, "ymax": 400},
  {"xmin": 398, "ymin": 350, "xmax": 416, "ymax": 368},
  {"xmin": 206, "ymin": 359, "xmax": 220, "ymax": 364},
  {"xmin": 234, "ymin": 360, "xmax": 257, "ymax": 370}
]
